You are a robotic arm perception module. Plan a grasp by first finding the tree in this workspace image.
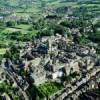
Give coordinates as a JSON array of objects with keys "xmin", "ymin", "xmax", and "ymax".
[
  {"xmin": 4, "ymin": 43, "xmax": 20, "ymax": 64},
  {"xmin": 6, "ymin": 21, "xmax": 15, "ymax": 27}
]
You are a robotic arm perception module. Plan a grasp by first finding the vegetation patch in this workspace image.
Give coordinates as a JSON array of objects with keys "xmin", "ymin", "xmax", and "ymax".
[
  {"xmin": 0, "ymin": 82, "xmax": 20, "ymax": 100},
  {"xmin": 0, "ymin": 48, "xmax": 7, "ymax": 55},
  {"xmin": 27, "ymin": 81, "xmax": 64, "ymax": 100}
]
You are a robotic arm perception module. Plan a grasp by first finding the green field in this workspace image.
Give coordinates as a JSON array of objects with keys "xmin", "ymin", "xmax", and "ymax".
[
  {"xmin": 27, "ymin": 81, "xmax": 64, "ymax": 100},
  {"xmin": 0, "ymin": 0, "xmax": 99, "ymax": 46},
  {"xmin": 0, "ymin": 48, "xmax": 7, "ymax": 55}
]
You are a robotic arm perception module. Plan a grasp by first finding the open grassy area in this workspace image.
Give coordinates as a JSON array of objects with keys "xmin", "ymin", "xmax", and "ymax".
[
  {"xmin": 27, "ymin": 81, "xmax": 64, "ymax": 100},
  {"xmin": 0, "ymin": 48, "xmax": 7, "ymax": 55},
  {"xmin": 0, "ymin": 23, "xmax": 38, "ymax": 41},
  {"xmin": 38, "ymin": 81, "xmax": 63, "ymax": 96},
  {"xmin": 1, "ymin": 28, "xmax": 20, "ymax": 34},
  {"xmin": 15, "ymin": 24, "xmax": 32, "ymax": 30}
]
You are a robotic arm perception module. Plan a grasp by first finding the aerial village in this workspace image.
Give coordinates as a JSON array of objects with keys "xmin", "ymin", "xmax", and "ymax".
[{"xmin": 0, "ymin": 0, "xmax": 100, "ymax": 100}]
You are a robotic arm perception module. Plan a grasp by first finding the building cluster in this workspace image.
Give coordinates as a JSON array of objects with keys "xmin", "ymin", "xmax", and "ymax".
[
  {"xmin": 0, "ymin": 67, "xmax": 29, "ymax": 100},
  {"xmin": 9, "ymin": 35, "xmax": 98, "ymax": 84},
  {"xmin": 50, "ymin": 65, "xmax": 100, "ymax": 100},
  {"xmin": 0, "ymin": 35, "xmax": 100, "ymax": 100}
]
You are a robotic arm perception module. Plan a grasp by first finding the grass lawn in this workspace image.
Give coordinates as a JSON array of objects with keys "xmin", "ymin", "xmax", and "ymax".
[
  {"xmin": 1, "ymin": 28, "xmax": 20, "ymax": 35},
  {"xmin": 38, "ymin": 81, "xmax": 63, "ymax": 96},
  {"xmin": 0, "ymin": 26, "xmax": 38, "ymax": 42},
  {"xmin": 1, "ymin": 25, "xmax": 37, "ymax": 35},
  {"xmin": 0, "ymin": 48, "xmax": 7, "ymax": 55},
  {"xmin": 27, "ymin": 81, "xmax": 64, "ymax": 100},
  {"xmin": 15, "ymin": 24, "xmax": 32, "ymax": 30}
]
